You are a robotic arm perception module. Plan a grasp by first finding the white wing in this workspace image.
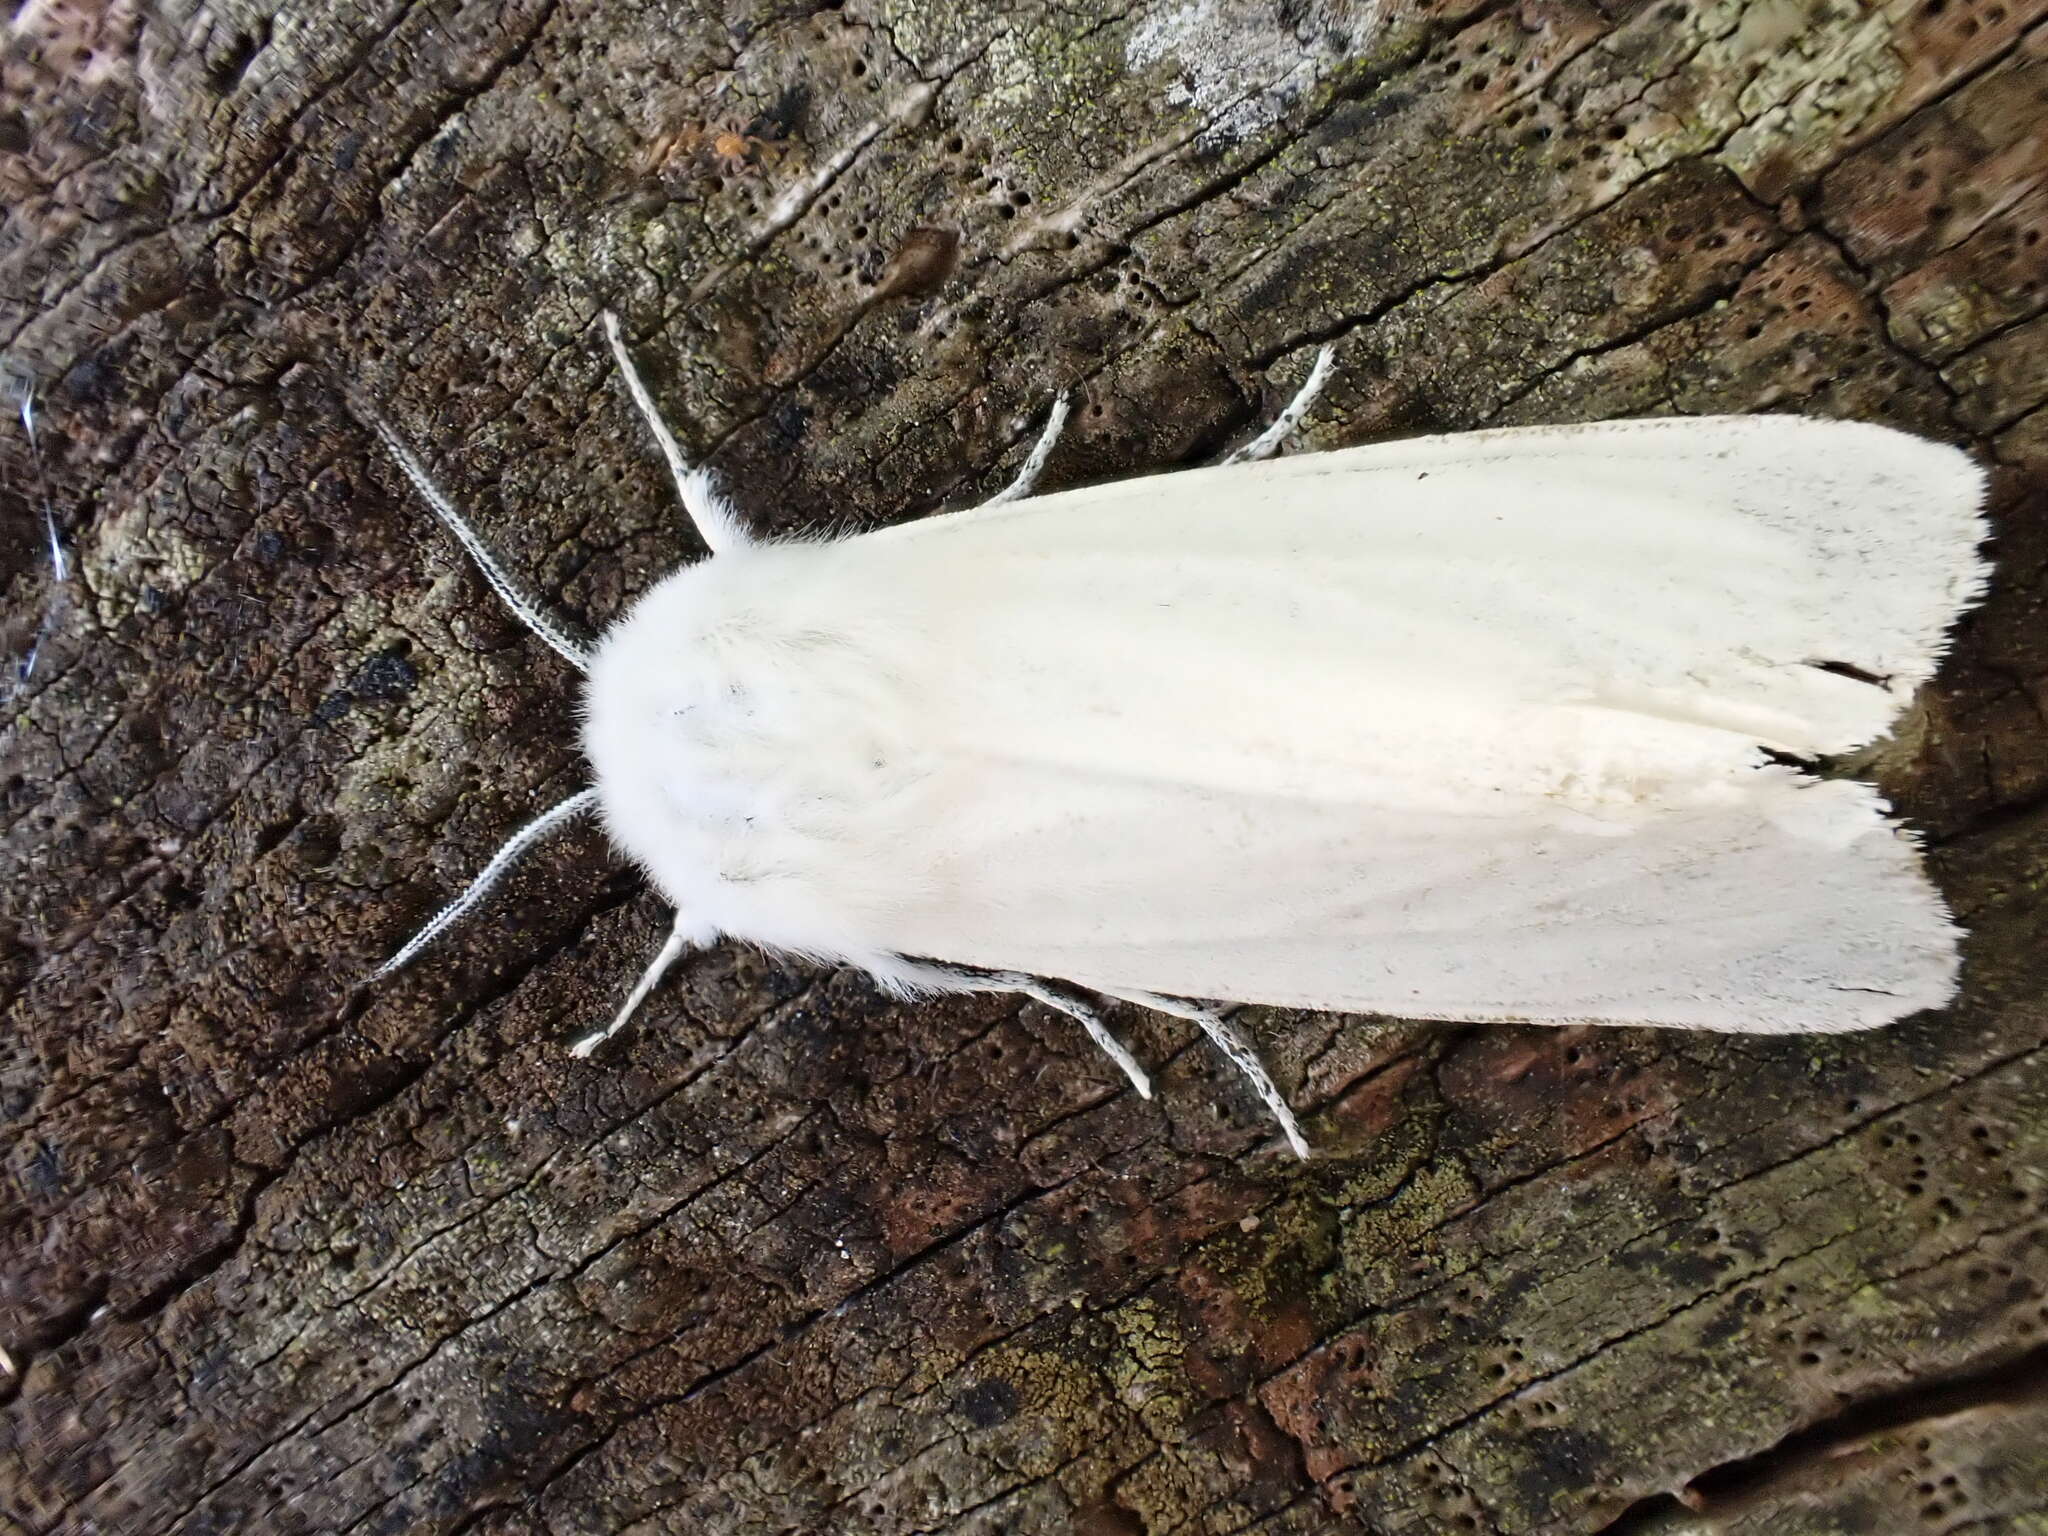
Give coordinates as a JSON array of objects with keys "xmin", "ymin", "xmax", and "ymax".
[
  {"xmin": 866, "ymin": 769, "xmax": 1960, "ymax": 1031},
  {"xmin": 584, "ymin": 415, "xmax": 1985, "ymax": 1031}
]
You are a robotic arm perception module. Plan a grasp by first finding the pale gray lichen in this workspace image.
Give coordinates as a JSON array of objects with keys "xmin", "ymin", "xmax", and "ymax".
[{"xmin": 1126, "ymin": 0, "xmax": 1383, "ymax": 149}]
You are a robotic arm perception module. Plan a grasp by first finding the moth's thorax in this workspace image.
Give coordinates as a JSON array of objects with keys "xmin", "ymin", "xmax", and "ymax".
[{"xmin": 579, "ymin": 542, "xmax": 929, "ymax": 962}]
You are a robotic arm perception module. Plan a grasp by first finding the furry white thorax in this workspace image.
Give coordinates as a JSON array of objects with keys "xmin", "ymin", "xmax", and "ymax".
[{"xmin": 580, "ymin": 541, "xmax": 928, "ymax": 974}]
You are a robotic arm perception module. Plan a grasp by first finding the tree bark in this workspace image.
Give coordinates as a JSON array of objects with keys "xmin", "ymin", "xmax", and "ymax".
[{"xmin": 2, "ymin": 1, "xmax": 2045, "ymax": 1532}]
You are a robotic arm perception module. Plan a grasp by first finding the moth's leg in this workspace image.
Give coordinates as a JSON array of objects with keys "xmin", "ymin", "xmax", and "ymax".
[
  {"xmin": 1003, "ymin": 975, "xmax": 1154, "ymax": 1098},
  {"xmin": 1097, "ymin": 987, "xmax": 1310, "ymax": 1160},
  {"xmin": 600, "ymin": 311, "xmax": 751, "ymax": 555},
  {"xmin": 883, "ymin": 958, "xmax": 1153, "ymax": 1099},
  {"xmin": 570, "ymin": 910, "xmax": 697, "ymax": 1058},
  {"xmin": 372, "ymin": 788, "xmax": 602, "ymax": 979},
  {"xmin": 360, "ymin": 411, "xmax": 592, "ymax": 670},
  {"xmin": 1221, "ymin": 345, "xmax": 1336, "ymax": 467},
  {"xmin": 982, "ymin": 393, "xmax": 1073, "ymax": 507}
]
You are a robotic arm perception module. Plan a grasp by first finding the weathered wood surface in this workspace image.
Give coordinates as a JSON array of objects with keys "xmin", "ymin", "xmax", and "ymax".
[{"xmin": 3, "ymin": 0, "xmax": 2045, "ymax": 1531}]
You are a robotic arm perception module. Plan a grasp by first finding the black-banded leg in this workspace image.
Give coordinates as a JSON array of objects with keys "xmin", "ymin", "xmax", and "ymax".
[
  {"xmin": 1222, "ymin": 345, "xmax": 1336, "ymax": 466},
  {"xmin": 883, "ymin": 959, "xmax": 1153, "ymax": 1100},
  {"xmin": 1096, "ymin": 987, "xmax": 1309, "ymax": 1160},
  {"xmin": 983, "ymin": 393, "xmax": 1073, "ymax": 506}
]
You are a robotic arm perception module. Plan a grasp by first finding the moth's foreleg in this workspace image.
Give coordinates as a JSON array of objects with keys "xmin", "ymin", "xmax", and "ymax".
[
  {"xmin": 881, "ymin": 959, "xmax": 1152, "ymax": 1100},
  {"xmin": 569, "ymin": 910, "xmax": 698, "ymax": 1058},
  {"xmin": 983, "ymin": 393, "xmax": 1072, "ymax": 507},
  {"xmin": 1096, "ymin": 988, "xmax": 1308, "ymax": 1160},
  {"xmin": 1222, "ymin": 345, "xmax": 1336, "ymax": 467},
  {"xmin": 599, "ymin": 311, "xmax": 750, "ymax": 555}
]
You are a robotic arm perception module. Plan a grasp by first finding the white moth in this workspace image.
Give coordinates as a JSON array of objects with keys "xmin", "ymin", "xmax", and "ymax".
[{"xmin": 364, "ymin": 316, "xmax": 1988, "ymax": 1160}]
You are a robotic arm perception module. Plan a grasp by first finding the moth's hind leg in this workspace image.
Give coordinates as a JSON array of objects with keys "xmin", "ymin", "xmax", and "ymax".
[
  {"xmin": 1095, "ymin": 988, "xmax": 1309, "ymax": 1160},
  {"xmin": 1222, "ymin": 345, "xmax": 1335, "ymax": 466},
  {"xmin": 880, "ymin": 961, "xmax": 1308, "ymax": 1157},
  {"xmin": 879, "ymin": 958, "xmax": 1152, "ymax": 1100},
  {"xmin": 983, "ymin": 393, "xmax": 1072, "ymax": 506}
]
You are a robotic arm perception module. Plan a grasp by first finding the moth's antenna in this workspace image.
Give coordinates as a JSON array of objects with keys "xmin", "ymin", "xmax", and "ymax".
[
  {"xmin": 1223, "ymin": 345, "xmax": 1336, "ymax": 467},
  {"xmin": 5, "ymin": 372, "xmax": 70, "ymax": 701},
  {"xmin": 371, "ymin": 787, "xmax": 602, "ymax": 979},
  {"xmin": 984, "ymin": 392, "xmax": 1072, "ymax": 506},
  {"xmin": 568, "ymin": 911, "xmax": 694, "ymax": 1058},
  {"xmin": 1101, "ymin": 988, "xmax": 1309, "ymax": 1160},
  {"xmin": 360, "ymin": 409, "xmax": 593, "ymax": 672},
  {"xmin": 600, "ymin": 311, "xmax": 749, "ymax": 555}
]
